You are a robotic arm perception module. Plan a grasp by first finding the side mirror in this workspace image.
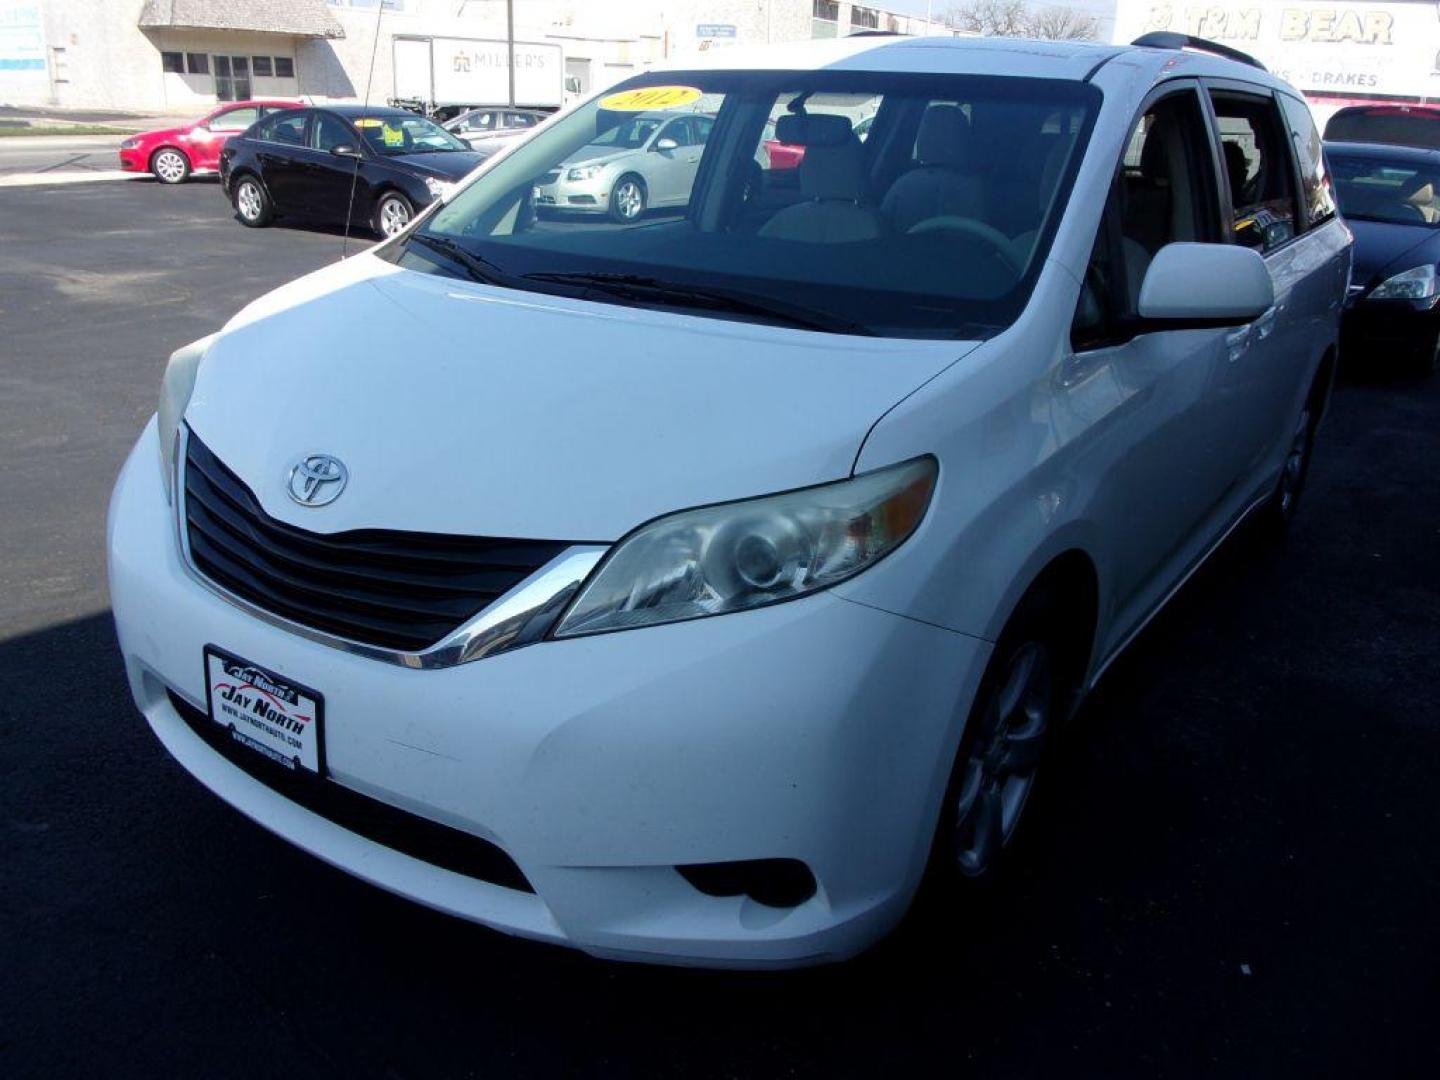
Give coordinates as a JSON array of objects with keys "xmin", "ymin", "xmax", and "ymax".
[
  {"xmin": 330, "ymin": 143, "xmax": 362, "ymax": 158},
  {"xmin": 1137, "ymin": 242, "xmax": 1274, "ymax": 326},
  {"xmin": 653, "ymin": 137, "xmax": 678, "ymax": 153}
]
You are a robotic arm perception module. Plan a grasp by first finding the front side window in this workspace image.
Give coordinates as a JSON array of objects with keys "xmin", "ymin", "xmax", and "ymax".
[
  {"xmin": 355, "ymin": 114, "xmax": 469, "ymax": 154},
  {"xmin": 1210, "ymin": 91, "xmax": 1299, "ymax": 253},
  {"xmin": 1074, "ymin": 89, "xmax": 1220, "ymax": 349},
  {"xmin": 408, "ymin": 71, "xmax": 1100, "ymax": 339},
  {"xmin": 311, "ymin": 112, "xmax": 357, "ymax": 152},
  {"xmin": 1328, "ymin": 150, "xmax": 1440, "ymax": 227}
]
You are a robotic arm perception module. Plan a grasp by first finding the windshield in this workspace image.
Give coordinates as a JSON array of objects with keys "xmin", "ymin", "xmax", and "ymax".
[
  {"xmin": 1330, "ymin": 152, "xmax": 1440, "ymax": 227},
  {"xmin": 403, "ymin": 71, "xmax": 1099, "ymax": 339},
  {"xmin": 357, "ymin": 114, "xmax": 469, "ymax": 155}
]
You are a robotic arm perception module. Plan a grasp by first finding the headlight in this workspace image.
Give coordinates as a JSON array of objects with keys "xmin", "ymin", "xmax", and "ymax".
[
  {"xmin": 424, "ymin": 176, "xmax": 455, "ymax": 200},
  {"xmin": 566, "ymin": 163, "xmax": 604, "ymax": 182},
  {"xmin": 120, "ymin": 137, "xmax": 139, "ymax": 150},
  {"xmin": 1368, "ymin": 264, "xmax": 1437, "ymax": 301},
  {"xmin": 157, "ymin": 334, "xmax": 217, "ymax": 503},
  {"xmin": 553, "ymin": 457, "xmax": 937, "ymax": 638}
]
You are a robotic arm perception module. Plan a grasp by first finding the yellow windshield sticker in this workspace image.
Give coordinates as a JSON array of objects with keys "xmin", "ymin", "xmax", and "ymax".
[
  {"xmin": 381, "ymin": 123, "xmax": 405, "ymax": 147},
  {"xmin": 598, "ymin": 85, "xmax": 702, "ymax": 112},
  {"xmin": 354, "ymin": 118, "xmax": 383, "ymax": 128}
]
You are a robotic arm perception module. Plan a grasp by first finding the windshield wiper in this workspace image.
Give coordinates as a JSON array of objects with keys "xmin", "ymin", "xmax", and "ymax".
[
  {"xmin": 407, "ymin": 233, "xmax": 513, "ymax": 286},
  {"xmin": 522, "ymin": 271, "xmax": 875, "ymax": 336}
]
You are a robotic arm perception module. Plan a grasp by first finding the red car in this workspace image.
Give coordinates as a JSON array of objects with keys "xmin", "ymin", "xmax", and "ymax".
[{"xmin": 118, "ymin": 100, "xmax": 301, "ymax": 184}]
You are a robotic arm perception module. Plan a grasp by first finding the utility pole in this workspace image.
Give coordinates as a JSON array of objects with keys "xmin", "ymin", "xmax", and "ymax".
[{"xmin": 506, "ymin": 0, "xmax": 515, "ymax": 107}]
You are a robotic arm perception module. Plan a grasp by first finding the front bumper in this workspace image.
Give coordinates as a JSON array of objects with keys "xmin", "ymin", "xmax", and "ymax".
[
  {"xmin": 118, "ymin": 147, "xmax": 146, "ymax": 172},
  {"xmin": 1341, "ymin": 294, "xmax": 1440, "ymax": 361},
  {"xmin": 109, "ymin": 418, "xmax": 990, "ymax": 967},
  {"xmin": 534, "ymin": 173, "xmax": 611, "ymax": 213}
]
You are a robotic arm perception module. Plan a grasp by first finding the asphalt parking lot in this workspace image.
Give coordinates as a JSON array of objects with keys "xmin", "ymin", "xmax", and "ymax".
[{"xmin": 2, "ymin": 178, "xmax": 1438, "ymax": 1078}]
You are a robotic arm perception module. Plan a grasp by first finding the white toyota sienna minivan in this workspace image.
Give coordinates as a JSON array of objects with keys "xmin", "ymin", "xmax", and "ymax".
[{"xmin": 108, "ymin": 32, "xmax": 1350, "ymax": 967}]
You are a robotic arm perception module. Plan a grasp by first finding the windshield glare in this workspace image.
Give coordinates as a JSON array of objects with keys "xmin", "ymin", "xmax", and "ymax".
[
  {"xmin": 413, "ymin": 71, "xmax": 1100, "ymax": 338},
  {"xmin": 359, "ymin": 114, "xmax": 469, "ymax": 155},
  {"xmin": 1330, "ymin": 153, "xmax": 1440, "ymax": 227}
]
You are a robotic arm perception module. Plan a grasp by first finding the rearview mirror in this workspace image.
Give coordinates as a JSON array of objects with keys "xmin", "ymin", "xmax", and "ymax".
[
  {"xmin": 330, "ymin": 143, "xmax": 362, "ymax": 158},
  {"xmin": 1137, "ymin": 243, "xmax": 1274, "ymax": 325},
  {"xmin": 653, "ymin": 137, "xmax": 678, "ymax": 152}
]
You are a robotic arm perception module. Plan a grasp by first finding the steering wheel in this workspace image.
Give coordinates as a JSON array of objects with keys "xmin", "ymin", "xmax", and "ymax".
[{"xmin": 907, "ymin": 216, "xmax": 1023, "ymax": 274}]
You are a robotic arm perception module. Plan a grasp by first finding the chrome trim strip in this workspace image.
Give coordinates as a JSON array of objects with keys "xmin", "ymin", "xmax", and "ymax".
[{"xmin": 173, "ymin": 425, "xmax": 607, "ymax": 669}]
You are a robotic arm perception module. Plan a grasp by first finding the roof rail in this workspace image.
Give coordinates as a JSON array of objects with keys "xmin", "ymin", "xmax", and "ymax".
[{"xmin": 1131, "ymin": 31, "xmax": 1267, "ymax": 72}]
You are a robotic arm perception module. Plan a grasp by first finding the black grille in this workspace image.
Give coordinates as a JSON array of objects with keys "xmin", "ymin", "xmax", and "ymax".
[
  {"xmin": 183, "ymin": 433, "xmax": 568, "ymax": 653},
  {"xmin": 168, "ymin": 691, "xmax": 533, "ymax": 892}
]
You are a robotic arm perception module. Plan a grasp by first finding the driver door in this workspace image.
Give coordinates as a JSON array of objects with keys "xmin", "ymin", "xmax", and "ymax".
[
  {"xmin": 1061, "ymin": 84, "xmax": 1242, "ymax": 659},
  {"xmin": 303, "ymin": 111, "xmax": 367, "ymax": 219},
  {"xmin": 645, "ymin": 117, "xmax": 697, "ymax": 207}
]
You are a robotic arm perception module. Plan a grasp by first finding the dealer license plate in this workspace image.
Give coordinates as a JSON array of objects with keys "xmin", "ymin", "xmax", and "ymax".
[{"xmin": 204, "ymin": 647, "xmax": 324, "ymax": 774}]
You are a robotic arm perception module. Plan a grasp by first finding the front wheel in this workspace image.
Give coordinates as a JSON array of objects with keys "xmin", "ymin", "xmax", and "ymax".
[
  {"xmin": 373, "ymin": 192, "xmax": 414, "ymax": 238},
  {"xmin": 608, "ymin": 175, "xmax": 646, "ymax": 223},
  {"xmin": 232, "ymin": 176, "xmax": 272, "ymax": 227},
  {"xmin": 152, "ymin": 148, "xmax": 190, "ymax": 185}
]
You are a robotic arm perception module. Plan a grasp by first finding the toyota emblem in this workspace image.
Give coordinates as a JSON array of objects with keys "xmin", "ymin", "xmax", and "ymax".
[{"xmin": 286, "ymin": 454, "xmax": 348, "ymax": 507}]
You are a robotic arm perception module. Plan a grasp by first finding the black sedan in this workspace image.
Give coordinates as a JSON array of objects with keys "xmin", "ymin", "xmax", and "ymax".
[
  {"xmin": 219, "ymin": 105, "xmax": 486, "ymax": 239},
  {"xmin": 1328, "ymin": 140, "xmax": 1440, "ymax": 374}
]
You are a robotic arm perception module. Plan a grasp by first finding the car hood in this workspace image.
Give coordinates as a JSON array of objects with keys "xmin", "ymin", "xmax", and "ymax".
[
  {"xmin": 185, "ymin": 253, "xmax": 973, "ymax": 541},
  {"xmin": 562, "ymin": 146, "xmax": 632, "ymax": 170},
  {"xmin": 388, "ymin": 150, "xmax": 487, "ymax": 180},
  {"xmin": 1347, "ymin": 217, "xmax": 1440, "ymax": 289}
]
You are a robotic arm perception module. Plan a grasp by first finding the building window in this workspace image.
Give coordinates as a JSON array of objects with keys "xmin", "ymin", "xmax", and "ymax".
[
  {"xmin": 252, "ymin": 56, "xmax": 273, "ymax": 77},
  {"xmin": 851, "ymin": 6, "xmax": 879, "ymax": 30},
  {"xmin": 186, "ymin": 52, "xmax": 209, "ymax": 75},
  {"xmin": 274, "ymin": 57, "xmax": 295, "ymax": 78},
  {"xmin": 161, "ymin": 51, "xmax": 184, "ymax": 73},
  {"xmin": 812, "ymin": 0, "xmax": 839, "ymax": 38}
]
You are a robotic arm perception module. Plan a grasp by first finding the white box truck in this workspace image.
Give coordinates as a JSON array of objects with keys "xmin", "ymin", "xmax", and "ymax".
[{"xmin": 391, "ymin": 36, "xmax": 572, "ymax": 120}]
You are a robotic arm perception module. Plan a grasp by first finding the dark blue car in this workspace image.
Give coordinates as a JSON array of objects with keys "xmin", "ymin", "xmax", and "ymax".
[
  {"xmin": 1328, "ymin": 140, "xmax": 1440, "ymax": 374},
  {"xmin": 220, "ymin": 105, "xmax": 485, "ymax": 239}
]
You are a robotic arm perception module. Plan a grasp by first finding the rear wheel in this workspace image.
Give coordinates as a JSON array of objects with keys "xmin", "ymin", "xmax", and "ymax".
[
  {"xmin": 373, "ymin": 192, "xmax": 414, "ymax": 238},
  {"xmin": 1418, "ymin": 330, "xmax": 1440, "ymax": 377},
  {"xmin": 151, "ymin": 148, "xmax": 190, "ymax": 185},
  {"xmin": 1260, "ymin": 378, "xmax": 1324, "ymax": 533},
  {"xmin": 232, "ymin": 176, "xmax": 272, "ymax": 228}
]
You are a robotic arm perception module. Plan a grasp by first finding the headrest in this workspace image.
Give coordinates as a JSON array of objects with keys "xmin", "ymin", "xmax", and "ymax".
[
  {"xmin": 799, "ymin": 138, "xmax": 866, "ymax": 201},
  {"xmin": 775, "ymin": 112, "xmax": 853, "ymax": 147},
  {"xmin": 915, "ymin": 105, "xmax": 972, "ymax": 167}
]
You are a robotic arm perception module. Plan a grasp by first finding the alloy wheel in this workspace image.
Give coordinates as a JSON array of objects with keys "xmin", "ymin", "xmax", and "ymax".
[
  {"xmin": 379, "ymin": 197, "xmax": 411, "ymax": 237},
  {"xmin": 614, "ymin": 180, "xmax": 643, "ymax": 220},
  {"xmin": 236, "ymin": 181, "xmax": 262, "ymax": 222},
  {"xmin": 154, "ymin": 150, "xmax": 187, "ymax": 184},
  {"xmin": 952, "ymin": 641, "xmax": 1052, "ymax": 877}
]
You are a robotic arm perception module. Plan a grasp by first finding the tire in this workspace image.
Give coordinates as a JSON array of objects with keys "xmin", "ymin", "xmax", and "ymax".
[
  {"xmin": 1258, "ymin": 374, "xmax": 1325, "ymax": 533},
  {"xmin": 373, "ymin": 192, "xmax": 414, "ymax": 239},
  {"xmin": 931, "ymin": 592, "xmax": 1063, "ymax": 885},
  {"xmin": 232, "ymin": 175, "xmax": 272, "ymax": 228},
  {"xmin": 608, "ymin": 174, "xmax": 646, "ymax": 223},
  {"xmin": 151, "ymin": 148, "xmax": 190, "ymax": 185}
]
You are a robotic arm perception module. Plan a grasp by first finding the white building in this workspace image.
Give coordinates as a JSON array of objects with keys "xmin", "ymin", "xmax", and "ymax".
[
  {"xmin": 1111, "ymin": 0, "xmax": 1440, "ymax": 123},
  {"xmin": 0, "ymin": 0, "xmax": 956, "ymax": 113}
]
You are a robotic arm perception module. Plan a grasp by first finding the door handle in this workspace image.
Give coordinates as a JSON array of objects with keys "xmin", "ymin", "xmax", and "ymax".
[
  {"xmin": 1253, "ymin": 306, "xmax": 1278, "ymax": 341},
  {"xmin": 1225, "ymin": 325, "xmax": 1251, "ymax": 363}
]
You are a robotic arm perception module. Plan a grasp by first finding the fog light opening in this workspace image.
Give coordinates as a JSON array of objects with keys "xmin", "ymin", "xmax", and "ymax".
[{"xmin": 677, "ymin": 858, "xmax": 817, "ymax": 909}]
